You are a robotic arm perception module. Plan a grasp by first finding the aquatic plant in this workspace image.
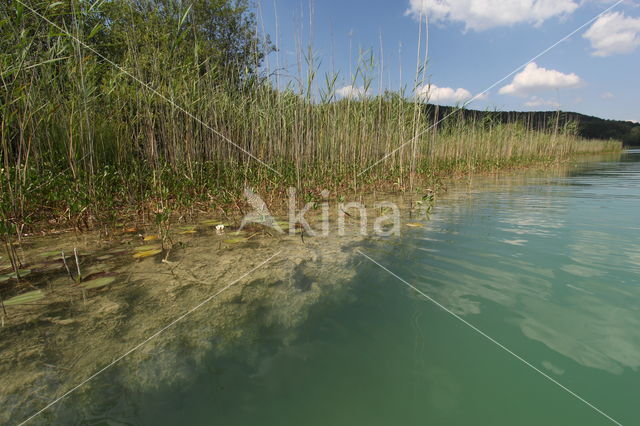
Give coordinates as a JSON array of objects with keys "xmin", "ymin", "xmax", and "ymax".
[
  {"xmin": 178, "ymin": 226, "xmax": 197, "ymax": 235},
  {"xmin": 133, "ymin": 249, "xmax": 163, "ymax": 259},
  {"xmin": 134, "ymin": 245, "xmax": 162, "ymax": 253},
  {"xmin": 0, "ymin": 0, "xmax": 623, "ymax": 237},
  {"xmin": 0, "ymin": 269, "xmax": 31, "ymax": 283},
  {"xmin": 80, "ymin": 277, "xmax": 116, "ymax": 290},
  {"xmin": 3, "ymin": 289, "xmax": 44, "ymax": 306}
]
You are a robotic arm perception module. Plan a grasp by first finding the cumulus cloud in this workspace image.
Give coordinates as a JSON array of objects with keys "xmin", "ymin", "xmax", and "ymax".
[
  {"xmin": 416, "ymin": 84, "xmax": 487, "ymax": 104},
  {"xmin": 406, "ymin": 0, "xmax": 579, "ymax": 31},
  {"xmin": 524, "ymin": 96, "xmax": 560, "ymax": 108},
  {"xmin": 498, "ymin": 63, "xmax": 583, "ymax": 97},
  {"xmin": 336, "ymin": 85, "xmax": 370, "ymax": 99},
  {"xmin": 600, "ymin": 91, "xmax": 615, "ymax": 99},
  {"xmin": 583, "ymin": 12, "xmax": 640, "ymax": 57}
]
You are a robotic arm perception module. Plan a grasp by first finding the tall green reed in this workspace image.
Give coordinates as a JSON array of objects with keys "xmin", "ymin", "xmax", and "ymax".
[{"xmin": 0, "ymin": 0, "xmax": 622, "ymax": 232}]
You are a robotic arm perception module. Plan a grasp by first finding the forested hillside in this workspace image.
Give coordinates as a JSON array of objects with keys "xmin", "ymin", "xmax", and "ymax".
[{"xmin": 421, "ymin": 105, "xmax": 640, "ymax": 146}]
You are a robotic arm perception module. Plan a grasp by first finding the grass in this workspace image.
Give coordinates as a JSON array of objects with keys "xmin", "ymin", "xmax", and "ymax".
[{"xmin": 0, "ymin": 1, "xmax": 623, "ymax": 237}]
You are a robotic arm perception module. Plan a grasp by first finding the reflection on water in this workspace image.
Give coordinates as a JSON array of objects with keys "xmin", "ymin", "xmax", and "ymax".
[
  {"xmin": 411, "ymin": 154, "xmax": 640, "ymax": 378},
  {"xmin": 3, "ymin": 152, "xmax": 640, "ymax": 425}
]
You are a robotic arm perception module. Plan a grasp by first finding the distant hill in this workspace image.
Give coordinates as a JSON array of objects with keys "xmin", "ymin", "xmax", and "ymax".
[{"xmin": 422, "ymin": 105, "xmax": 640, "ymax": 146}]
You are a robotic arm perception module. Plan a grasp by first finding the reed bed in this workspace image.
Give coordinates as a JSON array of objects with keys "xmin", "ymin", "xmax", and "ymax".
[{"xmin": 0, "ymin": 1, "xmax": 622, "ymax": 232}]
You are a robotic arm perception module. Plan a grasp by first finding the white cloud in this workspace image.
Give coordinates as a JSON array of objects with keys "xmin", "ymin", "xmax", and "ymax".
[
  {"xmin": 406, "ymin": 0, "xmax": 579, "ymax": 31},
  {"xmin": 416, "ymin": 84, "xmax": 486, "ymax": 104},
  {"xmin": 583, "ymin": 12, "xmax": 640, "ymax": 56},
  {"xmin": 336, "ymin": 85, "xmax": 370, "ymax": 99},
  {"xmin": 498, "ymin": 63, "xmax": 583, "ymax": 97},
  {"xmin": 524, "ymin": 96, "xmax": 560, "ymax": 108},
  {"xmin": 600, "ymin": 91, "xmax": 615, "ymax": 99}
]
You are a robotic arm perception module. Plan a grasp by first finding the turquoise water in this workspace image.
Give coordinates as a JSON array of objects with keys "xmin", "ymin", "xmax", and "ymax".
[{"xmin": 44, "ymin": 152, "xmax": 640, "ymax": 425}]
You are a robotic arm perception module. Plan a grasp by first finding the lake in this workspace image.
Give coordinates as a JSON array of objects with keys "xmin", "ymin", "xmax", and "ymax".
[{"xmin": 5, "ymin": 151, "xmax": 640, "ymax": 425}]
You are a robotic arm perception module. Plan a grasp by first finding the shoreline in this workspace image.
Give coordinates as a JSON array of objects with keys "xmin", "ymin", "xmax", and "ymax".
[
  {"xmin": 0, "ymin": 150, "xmax": 625, "ymax": 423},
  {"xmin": 9, "ymin": 148, "xmax": 623, "ymax": 239}
]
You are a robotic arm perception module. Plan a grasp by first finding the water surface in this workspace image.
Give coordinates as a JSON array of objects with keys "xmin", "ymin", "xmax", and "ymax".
[{"xmin": 10, "ymin": 152, "xmax": 640, "ymax": 425}]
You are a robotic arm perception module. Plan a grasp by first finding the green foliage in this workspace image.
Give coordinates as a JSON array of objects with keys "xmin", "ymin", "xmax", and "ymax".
[
  {"xmin": 0, "ymin": 0, "xmax": 623, "ymax": 231},
  {"xmin": 424, "ymin": 106, "xmax": 639, "ymax": 146},
  {"xmin": 3, "ymin": 289, "xmax": 43, "ymax": 306}
]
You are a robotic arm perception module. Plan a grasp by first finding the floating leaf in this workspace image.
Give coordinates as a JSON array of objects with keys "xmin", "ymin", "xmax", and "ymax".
[
  {"xmin": 406, "ymin": 223, "xmax": 424, "ymax": 228},
  {"xmin": 82, "ymin": 263, "xmax": 108, "ymax": 278},
  {"xmin": 124, "ymin": 227, "xmax": 138, "ymax": 233},
  {"xmin": 178, "ymin": 226, "xmax": 196, "ymax": 232},
  {"xmin": 134, "ymin": 245, "xmax": 161, "ymax": 252},
  {"xmin": 80, "ymin": 276, "xmax": 116, "ymax": 289},
  {"xmin": 4, "ymin": 290, "xmax": 44, "ymax": 306},
  {"xmin": 32, "ymin": 262, "xmax": 62, "ymax": 273},
  {"xmin": 107, "ymin": 249, "xmax": 130, "ymax": 257},
  {"xmin": 201, "ymin": 219, "xmax": 224, "ymax": 226},
  {"xmin": 179, "ymin": 230, "xmax": 197, "ymax": 235},
  {"xmin": 143, "ymin": 235, "xmax": 159, "ymax": 241},
  {"xmin": 0, "ymin": 269, "xmax": 32, "ymax": 283},
  {"xmin": 133, "ymin": 249, "xmax": 162, "ymax": 259},
  {"xmin": 37, "ymin": 250, "xmax": 62, "ymax": 259},
  {"xmin": 18, "ymin": 269, "xmax": 32, "ymax": 277}
]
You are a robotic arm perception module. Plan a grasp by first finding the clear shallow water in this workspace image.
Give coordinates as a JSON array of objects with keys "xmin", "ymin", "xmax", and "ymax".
[{"xmin": 43, "ymin": 152, "xmax": 640, "ymax": 425}]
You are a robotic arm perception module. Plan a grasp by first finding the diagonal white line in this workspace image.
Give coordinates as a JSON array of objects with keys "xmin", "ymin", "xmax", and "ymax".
[
  {"xmin": 356, "ymin": 249, "xmax": 623, "ymax": 426},
  {"xmin": 15, "ymin": 0, "xmax": 281, "ymax": 176},
  {"xmin": 17, "ymin": 250, "xmax": 283, "ymax": 426},
  {"xmin": 358, "ymin": 0, "xmax": 625, "ymax": 177}
]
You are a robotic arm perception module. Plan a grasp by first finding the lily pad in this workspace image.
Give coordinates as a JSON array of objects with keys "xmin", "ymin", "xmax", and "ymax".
[
  {"xmin": 134, "ymin": 245, "xmax": 162, "ymax": 252},
  {"xmin": 251, "ymin": 220, "xmax": 288, "ymax": 230},
  {"xmin": 82, "ymin": 263, "xmax": 109, "ymax": 278},
  {"xmin": 201, "ymin": 219, "xmax": 224, "ymax": 226},
  {"xmin": 107, "ymin": 249, "xmax": 130, "ymax": 257},
  {"xmin": 37, "ymin": 250, "xmax": 62, "ymax": 259},
  {"xmin": 133, "ymin": 249, "xmax": 162, "ymax": 259},
  {"xmin": 4, "ymin": 290, "xmax": 44, "ymax": 306},
  {"xmin": 406, "ymin": 222, "xmax": 424, "ymax": 228},
  {"xmin": 32, "ymin": 262, "xmax": 62, "ymax": 273},
  {"xmin": 0, "ymin": 269, "xmax": 31, "ymax": 282},
  {"xmin": 80, "ymin": 276, "xmax": 116, "ymax": 290},
  {"xmin": 143, "ymin": 235, "xmax": 159, "ymax": 241}
]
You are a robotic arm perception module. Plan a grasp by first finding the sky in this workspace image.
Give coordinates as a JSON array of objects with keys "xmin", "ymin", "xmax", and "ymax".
[{"xmin": 257, "ymin": 0, "xmax": 639, "ymax": 122}]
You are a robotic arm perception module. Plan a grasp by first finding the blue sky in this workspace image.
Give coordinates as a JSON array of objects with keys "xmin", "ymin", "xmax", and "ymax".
[{"xmin": 258, "ymin": 0, "xmax": 639, "ymax": 122}]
